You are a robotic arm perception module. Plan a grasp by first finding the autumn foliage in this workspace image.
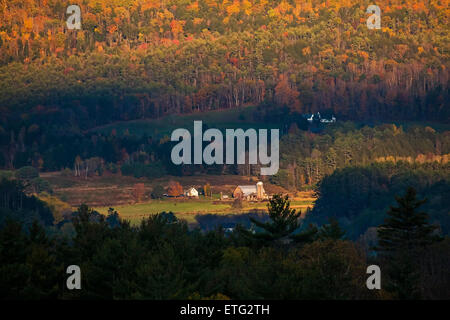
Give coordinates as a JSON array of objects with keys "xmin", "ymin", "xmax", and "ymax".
[
  {"xmin": 167, "ymin": 181, "xmax": 183, "ymax": 197},
  {"xmin": 0, "ymin": 0, "xmax": 447, "ymax": 123}
]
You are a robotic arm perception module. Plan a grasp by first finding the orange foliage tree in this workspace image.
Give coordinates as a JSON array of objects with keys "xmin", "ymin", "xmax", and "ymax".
[{"xmin": 167, "ymin": 181, "xmax": 183, "ymax": 197}]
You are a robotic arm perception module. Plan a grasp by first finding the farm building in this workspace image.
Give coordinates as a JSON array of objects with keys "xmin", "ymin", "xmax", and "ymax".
[
  {"xmin": 233, "ymin": 182, "xmax": 267, "ymax": 200},
  {"xmin": 304, "ymin": 112, "xmax": 336, "ymax": 123},
  {"xmin": 184, "ymin": 187, "xmax": 199, "ymax": 198}
]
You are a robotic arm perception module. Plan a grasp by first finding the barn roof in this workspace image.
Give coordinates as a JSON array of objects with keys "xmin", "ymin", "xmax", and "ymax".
[{"xmin": 236, "ymin": 185, "xmax": 257, "ymax": 196}]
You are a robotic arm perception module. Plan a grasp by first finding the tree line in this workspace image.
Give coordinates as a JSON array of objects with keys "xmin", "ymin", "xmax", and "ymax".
[
  {"xmin": 308, "ymin": 161, "xmax": 450, "ymax": 239},
  {"xmin": 0, "ymin": 188, "xmax": 448, "ymax": 300},
  {"xmin": 2, "ymin": 111, "xmax": 449, "ymax": 183}
]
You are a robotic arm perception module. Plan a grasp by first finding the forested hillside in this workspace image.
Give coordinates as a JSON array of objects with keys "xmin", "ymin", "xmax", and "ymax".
[
  {"xmin": 1, "ymin": 1, "xmax": 450, "ymax": 303},
  {"xmin": 274, "ymin": 122, "xmax": 450, "ymax": 188},
  {"xmin": 0, "ymin": 0, "xmax": 448, "ymax": 129},
  {"xmin": 307, "ymin": 161, "xmax": 450, "ymax": 239},
  {"xmin": 1, "ymin": 188, "xmax": 449, "ymax": 300}
]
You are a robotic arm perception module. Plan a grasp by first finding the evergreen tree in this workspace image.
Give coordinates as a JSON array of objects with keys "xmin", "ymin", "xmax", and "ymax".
[
  {"xmin": 376, "ymin": 187, "xmax": 441, "ymax": 299},
  {"xmin": 291, "ymin": 218, "xmax": 345, "ymax": 245},
  {"xmin": 240, "ymin": 195, "xmax": 301, "ymax": 245},
  {"xmin": 377, "ymin": 187, "xmax": 440, "ymax": 253},
  {"xmin": 151, "ymin": 184, "xmax": 165, "ymax": 199},
  {"xmin": 317, "ymin": 218, "xmax": 346, "ymax": 240},
  {"xmin": 291, "ymin": 223, "xmax": 319, "ymax": 245}
]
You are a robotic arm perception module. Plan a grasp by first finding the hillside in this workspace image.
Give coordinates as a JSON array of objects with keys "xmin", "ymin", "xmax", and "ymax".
[
  {"xmin": 1, "ymin": 0, "xmax": 450, "ymax": 302},
  {"xmin": 0, "ymin": 0, "xmax": 448, "ymax": 130}
]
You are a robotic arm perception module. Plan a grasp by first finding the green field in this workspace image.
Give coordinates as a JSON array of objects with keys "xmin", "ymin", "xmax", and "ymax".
[
  {"xmin": 90, "ymin": 106, "xmax": 281, "ymax": 138},
  {"xmin": 96, "ymin": 198, "xmax": 314, "ymax": 225}
]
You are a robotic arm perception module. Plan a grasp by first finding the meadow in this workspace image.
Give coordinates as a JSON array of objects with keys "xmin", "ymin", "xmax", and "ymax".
[
  {"xmin": 95, "ymin": 197, "xmax": 314, "ymax": 226},
  {"xmin": 90, "ymin": 106, "xmax": 280, "ymax": 138}
]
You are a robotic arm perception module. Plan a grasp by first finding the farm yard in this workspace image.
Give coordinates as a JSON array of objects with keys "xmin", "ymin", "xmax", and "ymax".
[
  {"xmin": 39, "ymin": 171, "xmax": 314, "ymax": 226},
  {"xmin": 41, "ymin": 172, "xmax": 287, "ymax": 205}
]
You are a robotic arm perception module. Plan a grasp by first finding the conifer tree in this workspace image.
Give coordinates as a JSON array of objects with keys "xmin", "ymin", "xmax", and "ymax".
[
  {"xmin": 317, "ymin": 217, "xmax": 346, "ymax": 240},
  {"xmin": 377, "ymin": 187, "xmax": 439, "ymax": 253},
  {"xmin": 376, "ymin": 187, "xmax": 441, "ymax": 299},
  {"xmin": 240, "ymin": 194, "xmax": 301, "ymax": 245}
]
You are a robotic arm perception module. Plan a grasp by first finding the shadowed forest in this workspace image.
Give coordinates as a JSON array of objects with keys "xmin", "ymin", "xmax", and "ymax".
[
  {"xmin": 0, "ymin": 0, "xmax": 449, "ymax": 300},
  {"xmin": 0, "ymin": 190, "xmax": 448, "ymax": 299}
]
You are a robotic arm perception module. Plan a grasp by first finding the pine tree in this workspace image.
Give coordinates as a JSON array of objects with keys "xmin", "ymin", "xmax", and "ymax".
[
  {"xmin": 317, "ymin": 217, "xmax": 346, "ymax": 240},
  {"xmin": 239, "ymin": 194, "xmax": 301, "ymax": 245},
  {"xmin": 291, "ymin": 218, "xmax": 345, "ymax": 245},
  {"xmin": 291, "ymin": 223, "xmax": 318, "ymax": 245},
  {"xmin": 377, "ymin": 187, "xmax": 439, "ymax": 253},
  {"xmin": 376, "ymin": 187, "xmax": 441, "ymax": 299}
]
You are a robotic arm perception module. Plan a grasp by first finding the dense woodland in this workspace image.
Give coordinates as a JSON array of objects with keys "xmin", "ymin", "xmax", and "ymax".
[
  {"xmin": 0, "ymin": 1, "xmax": 449, "ymax": 300},
  {"xmin": 0, "ymin": 0, "xmax": 448, "ymax": 130},
  {"xmin": 274, "ymin": 121, "xmax": 450, "ymax": 188},
  {"xmin": 307, "ymin": 161, "xmax": 450, "ymax": 238},
  {"xmin": 2, "ymin": 110, "xmax": 449, "ymax": 190},
  {"xmin": 0, "ymin": 1, "xmax": 449, "ymax": 177},
  {"xmin": 1, "ymin": 0, "xmax": 449, "ymax": 184},
  {"xmin": 0, "ymin": 187, "xmax": 448, "ymax": 300}
]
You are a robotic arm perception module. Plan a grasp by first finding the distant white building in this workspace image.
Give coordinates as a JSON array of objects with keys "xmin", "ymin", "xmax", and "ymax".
[
  {"xmin": 305, "ymin": 112, "xmax": 336, "ymax": 123},
  {"xmin": 320, "ymin": 116, "xmax": 336, "ymax": 123},
  {"xmin": 184, "ymin": 187, "xmax": 199, "ymax": 198},
  {"xmin": 224, "ymin": 227, "xmax": 235, "ymax": 233}
]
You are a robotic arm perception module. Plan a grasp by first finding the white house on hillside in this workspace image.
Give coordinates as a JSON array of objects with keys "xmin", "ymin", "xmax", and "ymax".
[
  {"xmin": 305, "ymin": 112, "xmax": 336, "ymax": 123},
  {"xmin": 320, "ymin": 116, "xmax": 336, "ymax": 123}
]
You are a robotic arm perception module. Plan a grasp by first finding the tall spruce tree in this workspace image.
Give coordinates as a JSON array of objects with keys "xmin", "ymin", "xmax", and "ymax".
[
  {"xmin": 376, "ymin": 187, "xmax": 441, "ymax": 299},
  {"xmin": 239, "ymin": 194, "xmax": 301, "ymax": 245},
  {"xmin": 317, "ymin": 217, "xmax": 346, "ymax": 240},
  {"xmin": 377, "ymin": 187, "xmax": 439, "ymax": 253}
]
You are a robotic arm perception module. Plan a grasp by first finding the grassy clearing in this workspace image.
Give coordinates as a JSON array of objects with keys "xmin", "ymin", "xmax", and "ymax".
[
  {"xmin": 95, "ymin": 198, "xmax": 314, "ymax": 226},
  {"xmin": 96, "ymin": 199, "xmax": 232, "ymax": 225},
  {"xmin": 90, "ymin": 106, "xmax": 280, "ymax": 138}
]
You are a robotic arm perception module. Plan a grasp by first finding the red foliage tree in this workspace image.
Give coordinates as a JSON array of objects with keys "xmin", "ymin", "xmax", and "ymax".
[{"xmin": 167, "ymin": 181, "xmax": 183, "ymax": 197}]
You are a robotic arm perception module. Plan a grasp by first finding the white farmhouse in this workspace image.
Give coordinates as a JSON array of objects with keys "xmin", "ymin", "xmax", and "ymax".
[{"xmin": 184, "ymin": 187, "xmax": 199, "ymax": 198}]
